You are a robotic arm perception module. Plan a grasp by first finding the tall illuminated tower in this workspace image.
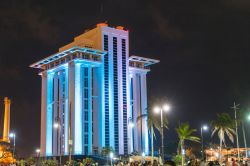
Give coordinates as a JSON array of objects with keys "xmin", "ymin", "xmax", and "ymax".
[{"xmin": 31, "ymin": 23, "xmax": 159, "ymax": 157}]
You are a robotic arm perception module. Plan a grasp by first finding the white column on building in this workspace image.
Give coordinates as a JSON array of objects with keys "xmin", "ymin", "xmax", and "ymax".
[
  {"xmin": 92, "ymin": 66, "xmax": 103, "ymax": 153},
  {"xmin": 129, "ymin": 71, "xmax": 149, "ymax": 154},
  {"xmin": 140, "ymin": 73, "xmax": 149, "ymax": 154},
  {"xmin": 46, "ymin": 71, "xmax": 54, "ymax": 156},
  {"xmin": 68, "ymin": 61, "xmax": 76, "ymax": 155},
  {"xmin": 74, "ymin": 62, "xmax": 83, "ymax": 154},
  {"xmin": 128, "ymin": 74, "xmax": 133, "ymax": 154},
  {"xmin": 53, "ymin": 73, "xmax": 59, "ymax": 156},
  {"xmin": 131, "ymin": 73, "xmax": 139, "ymax": 152},
  {"xmin": 41, "ymin": 71, "xmax": 47, "ymax": 156},
  {"xmin": 136, "ymin": 73, "xmax": 142, "ymax": 153}
]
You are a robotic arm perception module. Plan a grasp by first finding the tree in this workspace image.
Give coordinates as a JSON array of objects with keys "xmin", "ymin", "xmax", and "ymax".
[
  {"xmin": 101, "ymin": 146, "xmax": 114, "ymax": 165},
  {"xmin": 83, "ymin": 158, "xmax": 94, "ymax": 166},
  {"xmin": 0, "ymin": 143, "xmax": 14, "ymax": 162},
  {"xmin": 101, "ymin": 146, "xmax": 114, "ymax": 157},
  {"xmin": 26, "ymin": 157, "xmax": 36, "ymax": 166},
  {"xmin": 211, "ymin": 113, "xmax": 235, "ymax": 162},
  {"xmin": 40, "ymin": 159, "xmax": 58, "ymax": 166},
  {"xmin": 17, "ymin": 159, "xmax": 26, "ymax": 166},
  {"xmin": 175, "ymin": 122, "xmax": 200, "ymax": 166},
  {"xmin": 137, "ymin": 106, "xmax": 168, "ymax": 163},
  {"xmin": 65, "ymin": 160, "xmax": 77, "ymax": 166}
]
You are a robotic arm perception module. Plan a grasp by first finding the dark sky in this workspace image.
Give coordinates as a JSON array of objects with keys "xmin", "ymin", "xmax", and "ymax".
[{"xmin": 0, "ymin": 0, "xmax": 250, "ymax": 157}]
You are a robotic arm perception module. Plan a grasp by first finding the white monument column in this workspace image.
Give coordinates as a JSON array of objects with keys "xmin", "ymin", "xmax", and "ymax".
[
  {"xmin": 46, "ymin": 71, "xmax": 54, "ymax": 156},
  {"xmin": 40, "ymin": 71, "xmax": 47, "ymax": 156},
  {"xmin": 140, "ymin": 73, "xmax": 149, "ymax": 154},
  {"xmin": 68, "ymin": 61, "xmax": 84, "ymax": 155}
]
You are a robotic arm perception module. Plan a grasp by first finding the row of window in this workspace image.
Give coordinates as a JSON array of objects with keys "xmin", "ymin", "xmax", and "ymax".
[
  {"xmin": 104, "ymin": 35, "xmax": 110, "ymax": 147},
  {"xmin": 113, "ymin": 37, "xmax": 119, "ymax": 153},
  {"xmin": 122, "ymin": 39, "xmax": 128, "ymax": 154}
]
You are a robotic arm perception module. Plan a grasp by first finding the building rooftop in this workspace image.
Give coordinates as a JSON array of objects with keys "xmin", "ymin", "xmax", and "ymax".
[
  {"xmin": 129, "ymin": 56, "xmax": 159, "ymax": 66},
  {"xmin": 30, "ymin": 47, "xmax": 106, "ymax": 69}
]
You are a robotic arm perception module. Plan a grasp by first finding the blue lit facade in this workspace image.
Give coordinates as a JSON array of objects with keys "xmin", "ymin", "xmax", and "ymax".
[{"xmin": 31, "ymin": 24, "xmax": 159, "ymax": 157}]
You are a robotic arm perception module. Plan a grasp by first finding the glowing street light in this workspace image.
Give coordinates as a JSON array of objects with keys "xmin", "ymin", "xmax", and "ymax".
[
  {"xmin": 202, "ymin": 125, "xmax": 208, "ymax": 131},
  {"xmin": 110, "ymin": 152, "xmax": 114, "ymax": 166},
  {"xmin": 9, "ymin": 132, "xmax": 16, "ymax": 158},
  {"xmin": 35, "ymin": 148, "xmax": 40, "ymax": 165},
  {"xmin": 201, "ymin": 125, "xmax": 208, "ymax": 160},
  {"xmin": 36, "ymin": 149, "xmax": 40, "ymax": 155},
  {"xmin": 247, "ymin": 115, "xmax": 250, "ymax": 121},
  {"xmin": 53, "ymin": 122, "xmax": 59, "ymax": 128},
  {"xmin": 154, "ymin": 103, "xmax": 171, "ymax": 164},
  {"xmin": 128, "ymin": 117, "xmax": 134, "ymax": 128},
  {"xmin": 141, "ymin": 152, "xmax": 145, "ymax": 164},
  {"xmin": 129, "ymin": 122, "xmax": 135, "ymax": 128}
]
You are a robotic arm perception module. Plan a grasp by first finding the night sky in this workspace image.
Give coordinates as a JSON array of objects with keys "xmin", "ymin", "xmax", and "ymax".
[{"xmin": 0, "ymin": 0, "xmax": 250, "ymax": 157}]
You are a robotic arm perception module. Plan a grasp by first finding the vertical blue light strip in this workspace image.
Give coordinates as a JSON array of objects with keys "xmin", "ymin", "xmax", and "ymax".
[
  {"xmin": 46, "ymin": 72, "xmax": 54, "ymax": 156},
  {"xmin": 74, "ymin": 63, "xmax": 82, "ymax": 154}
]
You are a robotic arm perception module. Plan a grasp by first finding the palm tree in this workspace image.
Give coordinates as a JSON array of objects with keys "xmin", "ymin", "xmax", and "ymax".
[
  {"xmin": 176, "ymin": 122, "xmax": 200, "ymax": 166},
  {"xmin": 211, "ymin": 113, "xmax": 235, "ymax": 162},
  {"xmin": 137, "ymin": 106, "xmax": 168, "ymax": 164}
]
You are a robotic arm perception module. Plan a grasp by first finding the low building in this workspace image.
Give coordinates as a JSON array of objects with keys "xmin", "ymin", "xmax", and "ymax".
[{"xmin": 205, "ymin": 147, "xmax": 250, "ymax": 161}]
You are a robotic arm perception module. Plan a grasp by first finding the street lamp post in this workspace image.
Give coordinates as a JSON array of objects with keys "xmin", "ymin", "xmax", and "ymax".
[
  {"xmin": 246, "ymin": 114, "xmax": 250, "ymax": 158},
  {"xmin": 248, "ymin": 115, "xmax": 250, "ymax": 121},
  {"xmin": 54, "ymin": 117, "xmax": 62, "ymax": 166},
  {"xmin": 36, "ymin": 149, "xmax": 40, "ymax": 165},
  {"xmin": 110, "ymin": 152, "xmax": 114, "ymax": 166},
  {"xmin": 154, "ymin": 104, "xmax": 170, "ymax": 165},
  {"xmin": 128, "ymin": 118, "xmax": 135, "ymax": 128},
  {"xmin": 200, "ymin": 125, "xmax": 208, "ymax": 160},
  {"xmin": 142, "ymin": 152, "xmax": 145, "ymax": 164},
  {"xmin": 9, "ymin": 133, "xmax": 16, "ymax": 158},
  {"xmin": 128, "ymin": 117, "xmax": 134, "ymax": 153},
  {"xmin": 232, "ymin": 102, "xmax": 240, "ymax": 161}
]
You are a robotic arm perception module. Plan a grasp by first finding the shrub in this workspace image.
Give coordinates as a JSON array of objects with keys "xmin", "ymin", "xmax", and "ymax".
[
  {"xmin": 66, "ymin": 160, "xmax": 78, "ymax": 166},
  {"xmin": 83, "ymin": 158, "xmax": 93, "ymax": 166},
  {"xmin": 173, "ymin": 155, "xmax": 182, "ymax": 165},
  {"xmin": 40, "ymin": 159, "xmax": 58, "ymax": 166},
  {"xmin": 26, "ymin": 157, "xmax": 36, "ymax": 165}
]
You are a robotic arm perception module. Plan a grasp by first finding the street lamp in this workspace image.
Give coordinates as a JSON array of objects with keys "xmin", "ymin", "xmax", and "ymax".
[
  {"xmin": 9, "ymin": 133, "xmax": 16, "ymax": 158},
  {"xmin": 142, "ymin": 152, "xmax": 145, "ymax": 164},
  {"xmin": 248, "ymin": 115, "xmax": 250, "ymax": 121},
  {"xmin": 154, "ymin": 104, "xmax": 170, "ymax": 165},
  {"xmin": 200, "ymin": 125, "xmax": 208, "ymax": 160},
  {"xmin": 36, "ymin": 149, "xmax": 40, "ymax": 157},
  {"xmin": 54, "ymin": 122, "xmax": 59, "ymax": 129},
  {"xmin": 110, "ymin": 152, "xmax": 114, "ymax": 166},
  {"xmin": 128, "ymin": 117, "xmax": 134, "ymax": 153},
  {"xmin": 35, "ymin": 149, "xmax": 40, "ymax": 165},
  {"xmin": 128, "ymin": 117, "xmax": 134, "ymax": 128},
  {"xmin": 54, "ymin": 117, "xmax": 61, "ymax": 166}
]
